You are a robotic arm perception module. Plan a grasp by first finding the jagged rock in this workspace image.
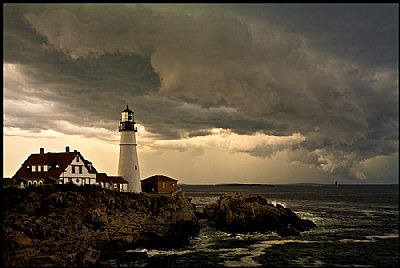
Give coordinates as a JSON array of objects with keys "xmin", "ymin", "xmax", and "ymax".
[
  {"xmin": 203, "ymin": 193, "xmax": 316, "ymax": 236},
  {"xmin": 3, "ymin": 185, "xmax": 200, "ymax": 267}
]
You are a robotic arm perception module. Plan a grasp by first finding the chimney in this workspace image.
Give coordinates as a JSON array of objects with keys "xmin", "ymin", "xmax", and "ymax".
[
  {"xmin": 66, "ymin": 146, "xmax": 70, "ymax": 153},
  {"xmin": 40, "ymin": 148, "xmax": 44, "ymax": 155}
]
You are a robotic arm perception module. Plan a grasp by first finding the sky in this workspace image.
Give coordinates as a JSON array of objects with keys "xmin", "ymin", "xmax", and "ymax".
[{"xmin": 3, "ymin": 3, "xmax": 399, "ymax": 184}]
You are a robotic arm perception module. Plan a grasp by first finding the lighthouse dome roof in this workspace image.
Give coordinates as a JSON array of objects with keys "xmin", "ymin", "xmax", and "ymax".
[{"xmin": 122, "ymin": 105, "xmax": 133, "ymax": 113}]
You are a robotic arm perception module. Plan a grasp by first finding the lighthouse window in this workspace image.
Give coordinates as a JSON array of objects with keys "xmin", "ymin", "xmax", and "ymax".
[{"xmin": 122, "ymin": 112, "xmax": 129, "ymax": 121}]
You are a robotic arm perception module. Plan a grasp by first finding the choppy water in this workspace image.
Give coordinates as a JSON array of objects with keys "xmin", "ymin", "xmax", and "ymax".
[{"xmin": 122, "ymin": 184, "xmax": 399, "ymax": 267}]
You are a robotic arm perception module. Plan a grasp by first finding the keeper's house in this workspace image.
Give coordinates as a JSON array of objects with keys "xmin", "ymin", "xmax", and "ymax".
[
  {"xmin": 11, "ymin": 146, "xmax": 128, "ymax": 191},
  {"xmin": 141, "ymin": 175, "xmax": 178, "ymax": 194}
]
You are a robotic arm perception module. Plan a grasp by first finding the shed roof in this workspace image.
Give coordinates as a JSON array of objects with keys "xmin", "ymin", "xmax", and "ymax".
[
  {"xmin": 96, "ymin": 173, "xmax": 110, "ymax": 183},
  {"xmin": 142, "ymin": 175, "xmax": 178, "ymax": 182},
  {"xmin": 109, "ymin": 176, "xmax": 128, "ymax": 184}
]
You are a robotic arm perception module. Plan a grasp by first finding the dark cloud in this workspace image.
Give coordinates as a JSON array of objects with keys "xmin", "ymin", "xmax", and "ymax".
[
  {"xmin": 3, "ymin": 4, "xmax": 398, "ymax": 181},
  {"xmin": 228, "ymin": 4, "xmax": 399, "ymax": 68}
]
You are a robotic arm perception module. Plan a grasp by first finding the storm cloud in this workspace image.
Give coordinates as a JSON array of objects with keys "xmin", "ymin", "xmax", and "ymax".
[{"xmin": 3, "ymin": 4, "xmax": 398, "ymax": 181}]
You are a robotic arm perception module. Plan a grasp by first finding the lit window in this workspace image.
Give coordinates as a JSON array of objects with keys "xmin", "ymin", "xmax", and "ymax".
[
  {"xmin": 43, "ymin": 165, "xmax": 48, "ymax": 172},
  {"xmin": 32, "ymin": 165, "xmax": 36, "ymax": 172},
  {"xmin": 122, "ymin": 112, "xmax": 129, "ymax": 121}
]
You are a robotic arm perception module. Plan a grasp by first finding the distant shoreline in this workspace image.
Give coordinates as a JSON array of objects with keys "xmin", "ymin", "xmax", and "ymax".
[{"xmin": 178, "ymin": 183, "xmax": 399, "ymax": 186}]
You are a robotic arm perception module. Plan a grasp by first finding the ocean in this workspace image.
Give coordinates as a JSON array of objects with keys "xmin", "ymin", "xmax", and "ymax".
[{"xmin": 131, "ymin": 184, "xmax": 399, "ymax": 267}]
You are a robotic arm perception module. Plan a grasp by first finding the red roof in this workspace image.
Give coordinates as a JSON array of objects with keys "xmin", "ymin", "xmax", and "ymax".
[
  {"xmin": 96, "ymin": 173, "xmax": 110, "ymax": 183},
  {"xmin": 109, "ymin": 176, "xmax": 128, "ymax": 184},
  {"xmin": 13, "ymin": 150, "xmax": 97, "ymax": 179},
  {"xmin": 96, "ymin": 173, "xmax": 128, "ymax": 184},
  {"xmin": 142, "ymin": 175, "xmax": 178, "ymax": 182}
]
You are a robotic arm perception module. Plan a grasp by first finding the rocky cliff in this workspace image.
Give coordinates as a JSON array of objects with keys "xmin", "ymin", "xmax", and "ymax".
[
  {"xmin": 202, "ymin": 193, "xmax": 316, "ymax": 236},
  {"xmin": 2, "ymin": 185, "xmax": 199, "ymax": 267}
]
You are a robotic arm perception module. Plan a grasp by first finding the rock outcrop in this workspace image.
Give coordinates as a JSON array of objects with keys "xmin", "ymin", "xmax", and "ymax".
[
  {"xmin": 2, "ymin": 185, "xmax": 199, "ymax": 267},
  {"xmin": 202, "ymin": 193, "xmax": 316, "ymax": 236}
]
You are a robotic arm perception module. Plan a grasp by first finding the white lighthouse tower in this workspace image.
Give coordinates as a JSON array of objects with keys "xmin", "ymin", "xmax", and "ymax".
[{"xmin": 117, "ymin": 105, "xmax": 141, "ymax": 192}]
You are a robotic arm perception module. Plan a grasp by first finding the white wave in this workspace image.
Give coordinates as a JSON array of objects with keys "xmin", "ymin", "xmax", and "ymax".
[
  {"xmin": 220, "ymin": 238, "xmax": 323, "ymax": 267},
  {"xmin": 220, "ymin": 247, "xmax": 263, "ymax": 267},
  {"xmin": 293, "ymin": 257, "xmax": 325, "ymax": 267},
  {"xmin": 271, "ymin": 200, "xmax": 286, "ymax": 207},
  {"xmin": 339, "ymin": 239, "xmax": 374, "ymax": 243},
  {"xmin": 366, "ymin": 233, "xmax": 399, "ymax": 240}
]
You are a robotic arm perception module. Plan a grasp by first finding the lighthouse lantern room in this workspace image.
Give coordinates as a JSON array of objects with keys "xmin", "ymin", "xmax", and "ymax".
[{"xmin": 117, "ymin": 105, "xmax": 141, "ymax": 192}]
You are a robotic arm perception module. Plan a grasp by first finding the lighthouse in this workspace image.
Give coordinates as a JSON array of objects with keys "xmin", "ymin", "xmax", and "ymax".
[{"xmin": 117, "ymin": 105, "xmax": 141, "ymax": 192}]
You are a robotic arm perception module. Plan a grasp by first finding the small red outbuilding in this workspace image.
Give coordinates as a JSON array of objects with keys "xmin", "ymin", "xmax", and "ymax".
[{"xmin": 141, "ymin": 175, "xmax": 178, "ymax": 194}]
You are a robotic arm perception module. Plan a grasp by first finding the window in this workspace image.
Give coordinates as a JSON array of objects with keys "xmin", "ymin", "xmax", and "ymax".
[
  {"xmin": 135, "ymin": 165, "xmax": 137, "ymax": 170},
  {"xmin": 32, "ymin": 165, "xmax": 36, "ymax": 172},
  {"xmin": 78, "ymin": 166, "xmax": 83, "ymax": 174},
  {"xmin": 72, "ymin": 165, "xmax": 76, "ymax": 174},
  {"xmin": 122, "ymin": 112, "xmax": 129, "ymax": 121},
  {"xmin": 114, "ymin": 184, "xmax": 118, "ymax": 188},
  {"xmin": 43, "ymin": 165, "xmax": 48, "ymax": 172},
  {"xmin": 162, "ymin": 182, "xmax": 165, "ymax": 188},
  {"xmin": 76, "ymin": 179, "xmax": 80, "ymax": 183},
  {"xmin": 76, "ymin": 155, "xmax": 80, "ymax": 162}
]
